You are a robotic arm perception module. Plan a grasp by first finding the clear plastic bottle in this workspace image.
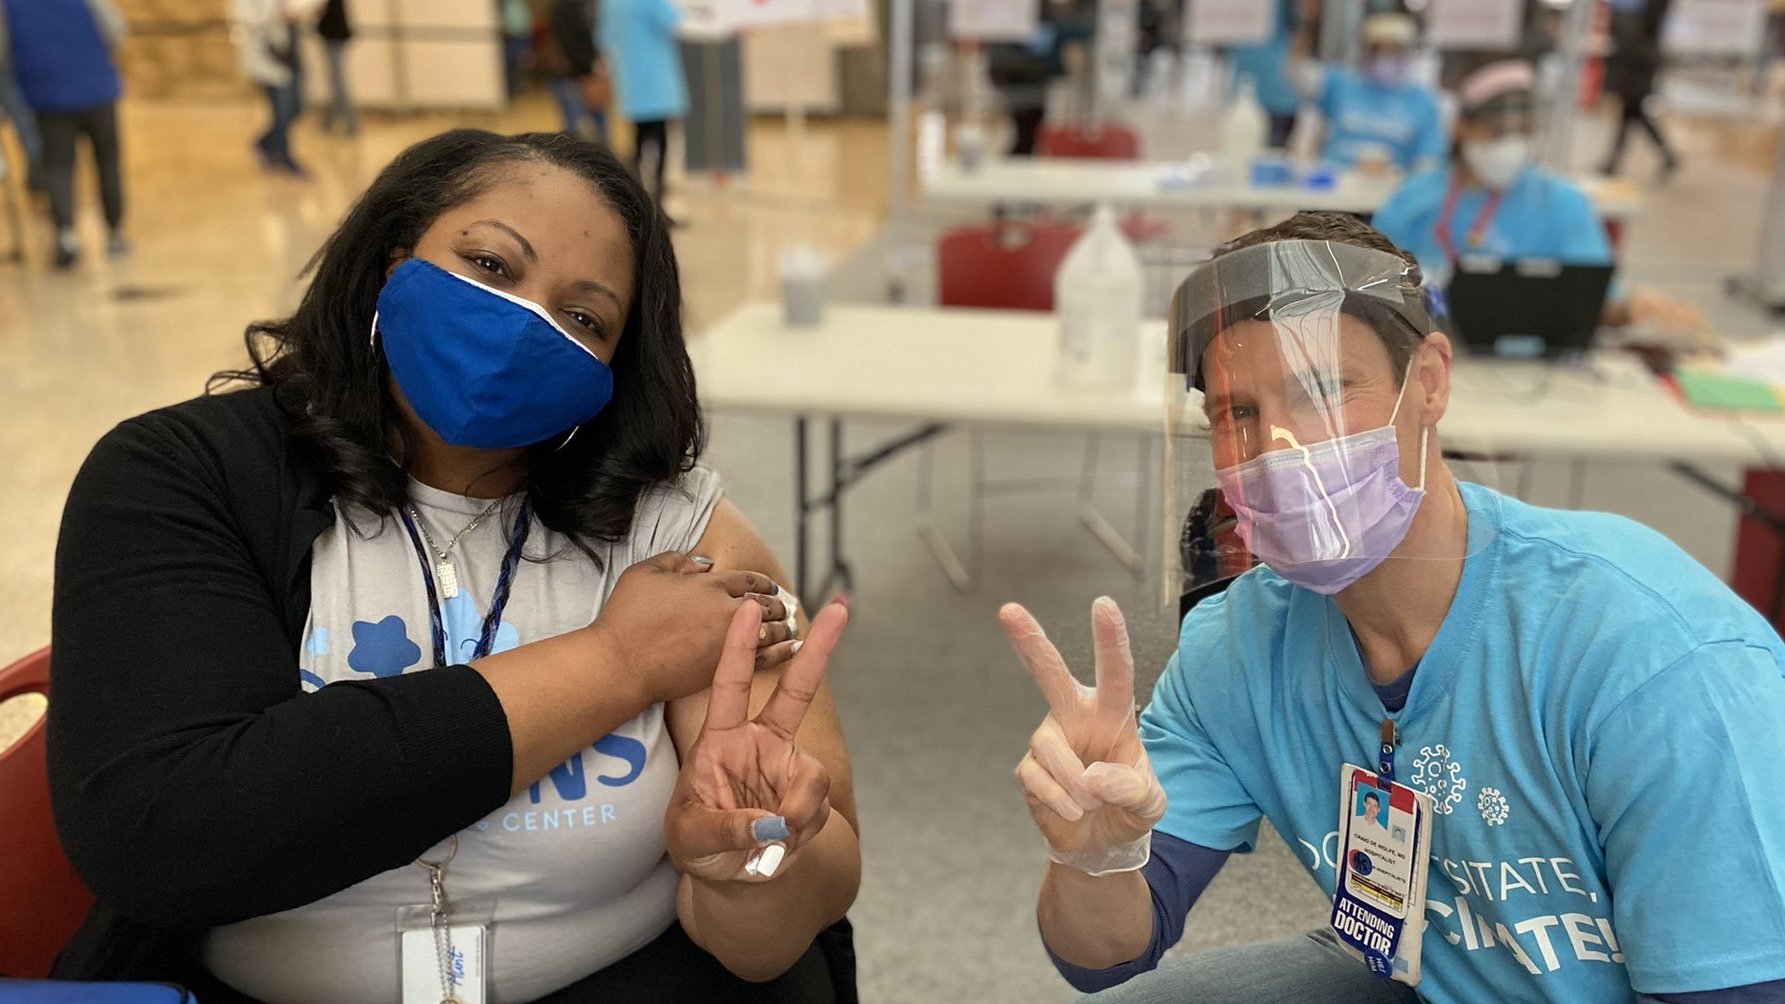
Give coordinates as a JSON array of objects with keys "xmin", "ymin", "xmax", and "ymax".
[
  {"xmin": 1220, "ymin": 77, "xmax": 1266, "ymax": 166},
  {"xmin": 1056, "ymin": 204, "xmax": 1144, "ymax": 388}
]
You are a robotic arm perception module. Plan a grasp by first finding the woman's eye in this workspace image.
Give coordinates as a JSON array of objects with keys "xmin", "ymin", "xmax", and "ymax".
[
  {"xmin": 566, "ymin": 311, "xmax": 605, "ymax": 338},
  {"xmin": 469, "ymin": 254, "xmax": 507, "ymax": 277}
]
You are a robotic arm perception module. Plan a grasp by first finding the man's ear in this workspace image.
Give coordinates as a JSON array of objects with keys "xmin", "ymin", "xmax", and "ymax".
[{"xmin": 1414, "ymin": 331, "xmax": 1453, "ymax": 427}]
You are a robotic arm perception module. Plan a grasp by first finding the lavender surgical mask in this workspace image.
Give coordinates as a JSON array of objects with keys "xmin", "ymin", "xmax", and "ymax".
[{"xmin": 1215, "ymin": 389, "xmax": 1428, "ymax": 594}]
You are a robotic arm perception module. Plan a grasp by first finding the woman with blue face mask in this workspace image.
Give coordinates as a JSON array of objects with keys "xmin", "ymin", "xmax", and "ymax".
[
  {"xmin": 48, "ymin": 130, "xmax": 861, "ymax": 1002},
  {"xmin": 1004, "ymin": 213, "xmax": 1785, "ymax": 1003},
  {"xmin": 1290, "ymin": 12, "xmax": 1447, "ymax": 174}
]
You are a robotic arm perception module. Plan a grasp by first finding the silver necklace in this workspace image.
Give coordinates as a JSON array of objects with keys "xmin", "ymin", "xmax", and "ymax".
[{"xmin": 407, "ymin": 499, "xmax": 504, "ymax": 600}]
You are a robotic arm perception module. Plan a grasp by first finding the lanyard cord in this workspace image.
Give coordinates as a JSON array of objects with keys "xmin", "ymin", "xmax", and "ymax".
[
  {"xmin": 399, "ymin": 498, "xmax": 533, "ymax": 667},
  {"xmin": 1435, "ymin": 176, "xmax": 1507, "ymax": 263}
]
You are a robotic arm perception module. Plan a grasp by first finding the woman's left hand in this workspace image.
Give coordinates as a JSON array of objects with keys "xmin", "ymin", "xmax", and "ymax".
[{"xmin": 665, "ymin": 598, "xmax": 849, "ymax": 883}]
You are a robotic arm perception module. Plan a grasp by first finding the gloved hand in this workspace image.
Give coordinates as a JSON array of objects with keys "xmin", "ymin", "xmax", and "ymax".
[{"xmin": 1002, "ymin": 598, "xmax": 1167, "ymax": 875}]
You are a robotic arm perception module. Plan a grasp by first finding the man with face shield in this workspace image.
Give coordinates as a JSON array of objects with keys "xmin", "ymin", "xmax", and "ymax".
[
  {"xmin": 1290, "ymin": 12, "xmax": 1446, "ymax": 174},
  {"xmin": 1000, "ymin": 213, "xmax": 1785, "ymax": 1002}
]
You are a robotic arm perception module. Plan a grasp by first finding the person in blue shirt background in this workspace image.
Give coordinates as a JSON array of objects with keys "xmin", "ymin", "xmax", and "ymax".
[
  {"xmin": 602, "ymin": 0, "xmax": 687, "ymax": 208},
  {"xmin": 1001, "ymin": 211, "xmax": 1785, "ymax": 1003},
  {"xmin": 1292, "ymin": 12, "xmax": 1446, "ymax": 174},
  {"xmin": 1374, "ymin": 59, "xmax": 1699, "ymax": 331},
  {"xmin": 1227, "ymin": 0, "xmax": 1306, "ymax": 149}
]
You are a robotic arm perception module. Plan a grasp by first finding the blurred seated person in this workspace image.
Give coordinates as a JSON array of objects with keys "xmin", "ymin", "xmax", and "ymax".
[
  {"xmin": 1373, "ymin": 59, "xmax": 1701, "ymax": 332},
  {"xmin": 1292, "ymin": 12, "xmax": 1445, "ymax": 175}
]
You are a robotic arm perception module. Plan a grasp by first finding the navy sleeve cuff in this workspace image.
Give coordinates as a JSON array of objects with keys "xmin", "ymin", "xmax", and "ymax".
[{"xmin": 1041, "ymin": 832, "xmax": 1233, "ymax": 993}]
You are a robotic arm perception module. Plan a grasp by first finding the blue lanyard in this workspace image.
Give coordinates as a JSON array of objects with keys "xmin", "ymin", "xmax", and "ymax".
[{"xmin": 398, "ymin": 499, "xmax": 532, "ymax": 668}]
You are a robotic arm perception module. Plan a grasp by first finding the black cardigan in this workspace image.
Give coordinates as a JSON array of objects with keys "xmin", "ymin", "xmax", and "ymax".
[{"xmin": 48, "ymin": 386, "xmax": 515, "ymax": 983}]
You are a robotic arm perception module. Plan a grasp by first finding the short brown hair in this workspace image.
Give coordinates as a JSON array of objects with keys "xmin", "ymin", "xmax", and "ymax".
[{"xmin": 1216, "ymin": 212, "xmax": 1429, "ymax": 374}]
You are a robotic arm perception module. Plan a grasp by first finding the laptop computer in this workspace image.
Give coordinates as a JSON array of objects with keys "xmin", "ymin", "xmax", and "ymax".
[{"xmin": 1442, "ymin": 259, "xmax": 1616, "ymax": 359}]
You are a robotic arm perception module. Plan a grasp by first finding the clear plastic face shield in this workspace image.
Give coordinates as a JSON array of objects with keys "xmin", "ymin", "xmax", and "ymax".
[{"xmin": 1162, "ymin": 240, "xmax": 1500, "ymax": 605}]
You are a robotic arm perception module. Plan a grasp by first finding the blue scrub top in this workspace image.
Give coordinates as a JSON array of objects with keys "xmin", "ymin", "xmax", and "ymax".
[
  {"xmin": 1373, "ymin": 164, "xmax": 1613, "ymax": 286},
  {"xmin": 1228, "ymin": 0, "xmax": 1300, "ymax": 117},
  {"xmin": 1318, "ymin": 68, "xmax": 1446, "ymax": 171}
]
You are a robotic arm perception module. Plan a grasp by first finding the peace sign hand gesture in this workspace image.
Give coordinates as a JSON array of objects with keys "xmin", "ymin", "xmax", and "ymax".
[
  {"xmin": 1001, "ymin": 597, "xmax": 1166, "ymax": 875},
  {"xmin": 665, "ymin": 598, "xmax": 849, "ymax": 883}
]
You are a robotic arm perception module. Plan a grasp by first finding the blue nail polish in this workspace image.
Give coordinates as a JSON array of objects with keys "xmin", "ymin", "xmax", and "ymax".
[{"xmin": 751, "ymin": 816, "xmax": 790, "ymax": 843}]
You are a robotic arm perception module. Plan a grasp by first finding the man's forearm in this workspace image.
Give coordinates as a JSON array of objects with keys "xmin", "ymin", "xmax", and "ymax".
[{"xmin": 1037, "ymin": 862, "xmax": 1155, "ymax": 970}]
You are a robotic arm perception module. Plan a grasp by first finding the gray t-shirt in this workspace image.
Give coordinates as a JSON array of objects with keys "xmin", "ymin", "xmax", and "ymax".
[{"xmin": 203, "ymin": 468, "xmax": 724, "ymax": 1004}]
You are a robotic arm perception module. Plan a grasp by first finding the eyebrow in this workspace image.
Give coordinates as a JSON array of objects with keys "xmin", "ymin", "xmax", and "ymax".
[
  {"xmin": 470, "ymin": 219, "xmax": 536, "ymax": 263},
  {"xmin": 570, "ymin": 278, "xmax": 624, "ymax": 311}
]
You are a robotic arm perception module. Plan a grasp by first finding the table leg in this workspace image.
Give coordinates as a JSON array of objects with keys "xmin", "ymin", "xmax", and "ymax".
[
  {"xmin": 795, "ymin": 416, "xmax": 811, "ymax": 607},
  {"xmin": 828, "ymin": 418, "xmax": 854, "ymax": 599}
]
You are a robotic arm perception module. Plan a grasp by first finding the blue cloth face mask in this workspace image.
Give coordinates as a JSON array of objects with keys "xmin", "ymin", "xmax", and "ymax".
[{"xmin": 373, "ymin": 258, "xmax": 616, "ymax": 450}]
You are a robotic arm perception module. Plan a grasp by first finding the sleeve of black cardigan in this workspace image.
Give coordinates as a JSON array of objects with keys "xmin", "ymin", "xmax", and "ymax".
[{"xmin": 48, "ymin": 416, "xmax": 515, "ymax": 930}]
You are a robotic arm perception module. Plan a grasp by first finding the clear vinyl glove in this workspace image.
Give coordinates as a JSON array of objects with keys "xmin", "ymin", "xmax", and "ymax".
[{"xmin": 1001, "ymin": 598, "xmax": 1168, "ymax": 877}]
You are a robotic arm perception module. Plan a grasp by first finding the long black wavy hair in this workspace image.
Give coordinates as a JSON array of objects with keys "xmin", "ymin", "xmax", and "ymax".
[{"xmin": 214, "ymin": 129, "xmax": 704, "ymax": 556}]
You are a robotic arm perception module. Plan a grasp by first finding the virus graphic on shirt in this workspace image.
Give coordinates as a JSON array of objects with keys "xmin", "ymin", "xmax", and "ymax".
[
  {"xmin": 1411, "ymin": 744, "xmax": 1466, "ymax": 815},
  {"xmin": 1478, "ymin": 786, "xmax": 1510, "ymax": 826}
]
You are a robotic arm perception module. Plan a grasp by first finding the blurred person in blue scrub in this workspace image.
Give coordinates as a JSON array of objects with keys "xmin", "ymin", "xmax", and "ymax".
[
  {"xmin": 1226, "ymin": 0, "xmax": 1304, "ymax": 149},
  {"xmin": 603, "ymin": 0, "xmax": 686, "ymax": 208},
  {"xmin": 1004, "ymin": 210, "xmax": 1785, "ymax": 1004},
  {"xmin": 0, "ymin": 0, "xmax": 44, "ymax": 195},
  {"xmin": 1294, "ymin": 12, "xmax": 1445, "ymax": 174},
  {"xmin": 1375, "ymin": 59, "xmax": 1698, "ymax": 331},
  {"xmin": 3, "ymin": 0, "xmax": 128, "ymax": 268}
]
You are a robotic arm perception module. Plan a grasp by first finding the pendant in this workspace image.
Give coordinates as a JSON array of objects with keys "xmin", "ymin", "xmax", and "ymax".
[{"xmin": 437, "ymin": 559, "xmax": 460, "ymax": 600}]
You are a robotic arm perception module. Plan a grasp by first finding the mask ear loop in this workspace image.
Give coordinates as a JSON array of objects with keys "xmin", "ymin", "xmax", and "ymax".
[
  {"xmin": 1389, "ymin": 346, "xmax": 1430, "ymax": 493},
  {"xmin": 554, "ymin": 426, "xmax": 581, "ymax": 452}
]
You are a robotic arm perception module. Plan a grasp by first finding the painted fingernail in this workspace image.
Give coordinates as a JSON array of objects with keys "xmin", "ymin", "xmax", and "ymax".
[
  {"xmin": 690, "ymin": 555, "xmax": 715, "ymax": 567},
  {"xmin": 751, "ymin": 816, "xmax": 790, "ymax": 843},
  {"xmin": 749, "ymin": 839, "xmax": 785, "ymax": 871},
  {"xmin": 791, "ymin": 640, "xmax": 804, "ymax": 654}
]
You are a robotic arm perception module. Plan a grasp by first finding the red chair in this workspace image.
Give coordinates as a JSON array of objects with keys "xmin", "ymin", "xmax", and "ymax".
[
  {"xmin": 0, "ymin": 649, "xmax": 93, "ymax": 978},
  {"xmin": 1036, "ymin": 122, "xmax": 1141, "ymax": 160},
  {"xmin": 936, "ymin": 218, "xmax": 1084, "ymax": 312},
  {"xmin": 1034, "ymin": 123, "xmax": 1168, "ymax": 242}
]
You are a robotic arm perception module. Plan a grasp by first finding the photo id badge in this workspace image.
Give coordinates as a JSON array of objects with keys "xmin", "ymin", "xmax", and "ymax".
[
  {"xmin": 398, "ymin": 899, "xmax": 493, "ymax": 1004},
  {"xmin": 1330, "ymin": 763, "xmax": 1433, "ymax": 985}
]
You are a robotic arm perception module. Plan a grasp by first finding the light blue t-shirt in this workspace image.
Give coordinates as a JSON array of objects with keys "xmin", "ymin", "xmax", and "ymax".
[
  {"xmin": 1142, "ymin": 483, "xmax": 1785, "ymax": 1002},
  {"xmin": 1374, "ymin": 165, "xmax": 1614, "ymax": 288},
  {"xmin": 601, "ymin": 0, "xmax": 688, "ymax": 121},
  {"xmin": 1227, "ymin": 0, "xmax": 1300, "ymax": 116},
  {"xmin": 1318, "ymin": 68, "xmax": 1446, "ymax": 171}
]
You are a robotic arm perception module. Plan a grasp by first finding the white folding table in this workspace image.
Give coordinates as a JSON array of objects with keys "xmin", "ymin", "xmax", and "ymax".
[
  {"xmin": 920, "ymin": 158, "xmax": 1647, "ymax": 221},
  {"xmin": 691, "ymin": 301, "xmax": 1781, "ymax": 605}
]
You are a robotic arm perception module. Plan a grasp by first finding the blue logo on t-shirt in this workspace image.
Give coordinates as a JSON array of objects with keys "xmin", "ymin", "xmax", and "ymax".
[{"xmin": 347, "ymin": 616, "xmax": 422, "ymax": 677}]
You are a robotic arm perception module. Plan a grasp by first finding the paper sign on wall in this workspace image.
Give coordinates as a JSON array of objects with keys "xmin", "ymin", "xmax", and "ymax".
[
  {"xmin": 948, "ymin": 0, "xmax": 1041, "ymax": 42},
  {"xmin": 1425, "ymin": 0, "xmax": 1522, "ymax": 50},
  {"xmin": 1185, "ymin": 0, "xmax": 1273, "ymax": 46},
  {"xmin": 689, "ymin": 0, "xmax": 867, "ymax": 33},
  {"xmin": 1664, "ymin": 0, "xmax": 1769, "ymax": 56}
]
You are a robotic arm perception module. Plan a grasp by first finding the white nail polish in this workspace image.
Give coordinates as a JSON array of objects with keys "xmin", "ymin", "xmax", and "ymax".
[{"xmin": 754, "ymin": 842, "xmax": 786, "ymax": 878}]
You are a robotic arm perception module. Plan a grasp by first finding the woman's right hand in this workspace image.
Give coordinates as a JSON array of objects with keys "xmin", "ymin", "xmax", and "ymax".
[
  {"xmin": 1002, "ymin": 598, "xmax": 1166, "ymax": 874},
  {"xmin": 589, "ymin": 553, "xmax": 792, "ymax": 706}
]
